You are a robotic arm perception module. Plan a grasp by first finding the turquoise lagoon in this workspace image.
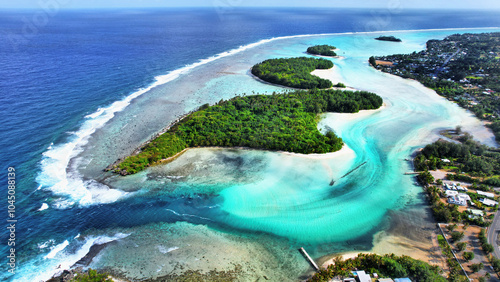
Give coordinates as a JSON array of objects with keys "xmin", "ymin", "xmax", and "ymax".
[{"xmin": 32, "ymin": 28, "xmax": 500, "ymax": 281}]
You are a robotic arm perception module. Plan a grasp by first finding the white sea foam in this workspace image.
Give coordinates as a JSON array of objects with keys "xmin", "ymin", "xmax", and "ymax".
[
  {"xmin": 38, "ymin": 203, "xmax": 49, "ymax": 211},
  {"xmin": 44, "ymin": 240, "xmax": 69, "ymax": 259},
  {"xmin": 166, "ymin": 246, "xmax": 179, "ymax": 253},
  {"xmin": 38, "ymin": 239, "xmax": 55, "ymax": 249},
  {"xmin": 36, "ymin": 27, "xmax": 500, "ymax": 208},
  {"xmin": 16, "ymin": 233, "xmax": 130, "ymax": 282},
  {"xmin": 157, "ymin": 245, "xmax": 180, "ymax": 254}
]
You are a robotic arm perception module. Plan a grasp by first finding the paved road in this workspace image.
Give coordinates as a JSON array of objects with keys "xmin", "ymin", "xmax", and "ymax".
[
  {"xmin": 488, "ymin": 210, "xmax": 500, "ymax": 259},
  {"xmin": 434, "ymin": 46, "xmax": 461, "ymax": 76}
]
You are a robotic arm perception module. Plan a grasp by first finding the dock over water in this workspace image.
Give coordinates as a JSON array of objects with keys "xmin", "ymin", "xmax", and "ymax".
[{"xmin": 299, "ymin": 247, "xmax": 319, "ymax": 271}]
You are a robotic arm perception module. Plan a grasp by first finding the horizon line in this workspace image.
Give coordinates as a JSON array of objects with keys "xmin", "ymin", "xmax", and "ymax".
[{"xmin": 1, "ymin": 6, "xmax": 500, "ymax": 11}]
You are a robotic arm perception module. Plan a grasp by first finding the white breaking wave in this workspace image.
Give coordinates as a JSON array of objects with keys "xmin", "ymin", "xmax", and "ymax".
[
  {"xmin": 38, "ymin": 203, "xmax": 49, "ymax": 211},
  {"xmin": 36, "ymin": 27, "xmax": 500, "ymax": 208},
  {"xmin": 44, "ymin": 240, "xmax": 69, "ymax": 259},
  {"xmin": 16, "ymin": 233, "xmax": 130, "ymax": 282}
]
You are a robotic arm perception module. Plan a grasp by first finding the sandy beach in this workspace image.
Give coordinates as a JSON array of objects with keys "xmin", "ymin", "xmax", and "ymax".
[
  {"xmin": 319, "ymin": 252, "xmax": 373, "ymax": 269},
  {"xmin": 318, "ymin": 226, "xmax": 447, "ymax": 271},
  {"xmin": 311, "ymin": 66, "xmax": 357, "ymax": 91}
]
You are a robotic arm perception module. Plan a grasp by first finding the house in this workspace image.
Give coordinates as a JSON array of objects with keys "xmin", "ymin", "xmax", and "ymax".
[
  {"xmin": 457, "ymin": 193, "xmax": 471, "ymax": 202},
  {"xmin": 353, "ymin": 271, "xmax": 371, "ymax": 282},
  {"xmin": 480, "ymin": 198, "xmax": 498, "ymax": 207},
  {"xmin": 448, "ymin": 195, "xmax": 467, "ymax": 206},
  {"xmin": 467, "ymin": 209, "xmax": 484, "ymax": 219},
  {"xmin": 378, "ymin": 279, "xmax": 394, "ymax": 282},
  {"xmin": 477, "ymin": 191, "xmax": 495, "ymax": 199},
  {"xmin": 445, "ymin": 190, "xmax": 458, "ymax": 197},
  {"xmin": 441, "ymin": 158, "xmax": 451, "ymax": 163},
  {"xmin": 394, "ymin": 279, "xmax": 412, "ymax": 282}
]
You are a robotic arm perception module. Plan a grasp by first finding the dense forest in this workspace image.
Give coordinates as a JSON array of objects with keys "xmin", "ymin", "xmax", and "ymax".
[
  {"xmin": 375, "ymin": 36, "xmax": 402, "ymax": 42},
  {"xmin": 113, "ymin": 89, "xmax": 383, "ymax": 175},
  {"xmin": 251, "ymin": 57, "xmax": 334, "ymax": 89},
  {"xmin": 306, "ymin": 45, "xmax": 337, "ymax": 56},
  {"xmin": 309, "ymin": 253, "xmax": 445, "ymax": 282}
]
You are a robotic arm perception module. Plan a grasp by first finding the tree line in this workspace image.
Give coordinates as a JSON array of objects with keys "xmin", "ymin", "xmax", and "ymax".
[
  {"xmin": 307, "ymin": 45, "xmax": 337, "ymax": 56},
  {"xmin": 251, "ymin": 57, "xmax": 334, "ymax": 89}
]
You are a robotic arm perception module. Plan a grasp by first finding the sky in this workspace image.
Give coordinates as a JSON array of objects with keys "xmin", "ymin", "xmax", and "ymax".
[{"xmin": 1, "ymin": 0, "xmax": 500, "ymax": 10}]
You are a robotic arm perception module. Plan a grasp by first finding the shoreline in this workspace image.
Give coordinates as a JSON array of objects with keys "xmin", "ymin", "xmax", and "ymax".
[
  {"xmin": 319, "ymin": 252, "xmax": 373, "ymax": 269},
  {"xmin": 311, "ymin": 66, "xmax": 358, "ymax": 91},
  {"xmin": 374, "ymin": 61, "xmax": 498, "ymax": 148}
]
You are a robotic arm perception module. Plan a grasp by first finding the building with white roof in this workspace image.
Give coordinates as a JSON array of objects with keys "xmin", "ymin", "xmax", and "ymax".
[
  {"xmin": 480, "ymin": 198, "xmax": 498, "ymax": 207},
  {"xmin": 354, "ymin": 271, "xmax": 371, "ymax": 282},
  {"xmin": 477, "ymin": 191, "xmax": 495, "ymax": 199},
  {"xmin": 445, "ymin": 190, "xmax": 458, "ymax": 197},
  {"xmin": 458, "ymin": 193, "xmax": 470, "ymax": 201},
  {"xmin": 467, "ymin": 209, "xmax": 484, "ymax": 219},
  {"xmin": 448, "ymin": 195, "xmax": 467, "ymax": 206}
]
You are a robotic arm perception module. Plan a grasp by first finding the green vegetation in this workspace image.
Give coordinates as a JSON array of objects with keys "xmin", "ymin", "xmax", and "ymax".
[
  {"xmin": 463, "ymin": 252, "xmax": 474, "ymax": 261},
  {"xmin": 470, "ymin": 263, "xmax": 483, "ymax": 273},
  {"xmin": 251, "ymin": 57, "xmax": 334, "ymax": 89},
  {"xmin": 372, "ymin": 32, "xmax": 500, "ymax": 140},
  {"xmin": 369, "ymin": 56, "xmax": 377, "ymax": 67},
  {"xmin": 437, "ymin": 234, "xmax": 468, "ymax": 281},
  {"xmin": 457, "ymin": 242, "xmax": 467, "ymax": 252},
  {"xmin": 113, "ymin": 89, "xmax": 382, "ymax": 175},
  {"xmin": 451, "ymin": 231, "xmax": 464, "ymax": 242},
  {"xmin": 417, "ymin": 171, "xmax": 435, "ymax": 185},
  {"xmin": 491, "ymin": 255, "xmax": 500, "ymax": 273},
  {"xmin": 415, "ymin": 136, "xmax": 500, "ymax": 180},
  {"xmin": 334, "ymin": 82, "xmax": 346, "ymax": 88},
  {"xmin": 308, "ymin": 253, "xmax": 445, "ymax": 282},
  {"xmin": 307, "ymin": 45, "xmax": 337, "ymax": 56},
  {"xmin": 71, "ymin": 269, "xmax": 113, "ymax": 282},
  {"xmin": 478, "ymin": 229, "xmax": 494, "ymax": 254},
  {"xmin": 375, "ymin": 36, "xmax": 402, "ymax": 42}
]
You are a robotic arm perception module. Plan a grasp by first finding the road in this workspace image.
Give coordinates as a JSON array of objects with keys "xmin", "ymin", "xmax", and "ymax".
[
  {"xmin": 434, "ymin": 46, "xmax": 461, "ymax": 76},
  {"xmin": 488, "ymin": 210, "xmax": 500, "ymax": 259}
]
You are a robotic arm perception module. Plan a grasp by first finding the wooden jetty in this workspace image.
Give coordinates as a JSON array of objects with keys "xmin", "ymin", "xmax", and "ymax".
[{"xmin": 299, "ymin": 247, "xmax": 320, "ymax": 271}]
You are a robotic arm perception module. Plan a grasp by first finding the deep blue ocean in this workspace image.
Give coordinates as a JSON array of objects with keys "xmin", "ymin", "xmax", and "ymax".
[{"xmin": 1, "ymin": 7, "xmax": 500, "ymax": 280}]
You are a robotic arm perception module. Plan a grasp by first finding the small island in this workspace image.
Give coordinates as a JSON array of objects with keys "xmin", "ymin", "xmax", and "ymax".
[
  {"xmin": 375, "ymin": 35, "xmax": 402, "ymax": 42},
  {"xmin": 306, "ymin": 45, "xmax": 337, "ymax": 57},
  {"xmin": 111, "ymin": 89, "xmax": 382, "ymax": 175},
  {"xmin": 251, "ymin": 57, "xmax": 333, "ymax": 89}
]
